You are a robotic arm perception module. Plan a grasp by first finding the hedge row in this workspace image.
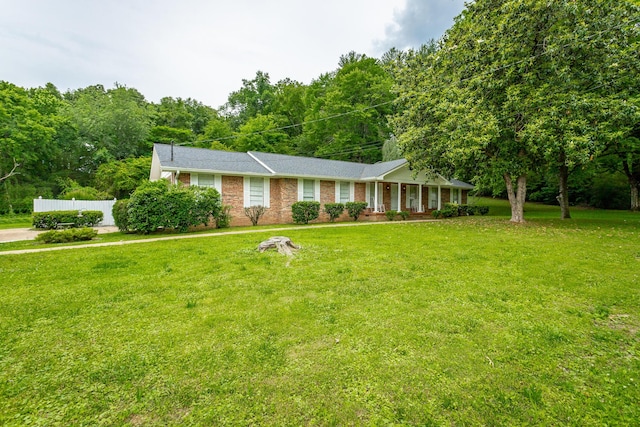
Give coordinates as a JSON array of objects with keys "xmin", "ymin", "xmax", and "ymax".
[
  {"xmin": 32, "ymin": 210, "xmax": 104, "ymax": 229},
  {"xmin": 295, "ymin": 201, "xmax": 369, "ymax": 224},
  {"xmin": 35, "ymin": 227, "xmax": 98, "ymax": 244},
  {"xmin": 432, "ymin": 203, "xmax": 490, "ymax": 219}
]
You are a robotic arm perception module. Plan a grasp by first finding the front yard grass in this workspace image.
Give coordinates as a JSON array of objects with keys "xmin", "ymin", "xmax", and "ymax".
[
  {"xmin": 0, "ymin": 214, "xmax": 31, "ymax": 230},
  {"xmin": 1, "ymin": 208, "xmax": 639, "ymax": 425}
]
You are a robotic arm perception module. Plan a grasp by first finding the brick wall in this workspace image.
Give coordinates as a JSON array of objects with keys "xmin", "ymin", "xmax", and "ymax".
[
  {"xmin": 440, "ymin": 188, "xmax": 451, "ymax": 208},
  {"xmin": 178, "ymin": 173, "xmax": 190, "ymax": 186},
  {"xmin": 169, "ymin": 172, "xmax": 471, "ymax": 225},
  {"xmin": 221, "ymin": 176, "xmax": 250, "ymax": 227},
  {"xmin": 355, "ymin": 183, "xmax": 366, "ymax": 202}
]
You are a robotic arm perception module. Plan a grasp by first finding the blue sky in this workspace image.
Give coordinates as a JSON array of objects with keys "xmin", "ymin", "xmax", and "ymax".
[{"xmin": 0, "ymin": 0, "xmax": 466, "ymax": 108}]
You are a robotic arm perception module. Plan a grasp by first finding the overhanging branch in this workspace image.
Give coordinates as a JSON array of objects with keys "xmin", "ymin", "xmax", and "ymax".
[{"xmin": 0, "ymin": 158, "xmax": 20, "ymax": 182}]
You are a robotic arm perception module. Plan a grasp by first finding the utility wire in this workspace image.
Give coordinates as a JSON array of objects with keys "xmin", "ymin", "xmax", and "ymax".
[{"xmin": 176, "ymin": 16, "xmax": 638, "ymax": 159}]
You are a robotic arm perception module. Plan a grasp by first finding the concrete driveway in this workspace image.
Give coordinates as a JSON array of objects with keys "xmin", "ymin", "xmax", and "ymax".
[{"xmin": 0, "ymin": 226, "xmax": 119, "ymax": 243}]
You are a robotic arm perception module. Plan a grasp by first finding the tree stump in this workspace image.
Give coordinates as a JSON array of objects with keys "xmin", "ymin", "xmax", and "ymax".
[{"xmin": 258, "ymin": 236, "xmax": 300, "ymax": 256}]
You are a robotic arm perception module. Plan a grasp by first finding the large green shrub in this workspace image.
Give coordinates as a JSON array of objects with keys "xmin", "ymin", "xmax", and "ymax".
[
  {"xmin": 345, "ymin": 201, "xmax": 368, "ymax": 221},
  {"xmin": 323, "ymin": 203, "xmax": 344, "ymax": 222},
  {"xmin": 127, "ymin": 181, "xmax": 169, "ymax": 233},
  {"xmin": 32, "ymin": 210, "xmax": 104, "ymax": 229},
  {"xmin": 385, "ymin": 210, "xmax": 398, "ymax": 221},
  {"xmin": 127, "ymin": 181, "xmax": 223, "ymax": 234},
  {"xmin": 164, "ymin": 186, "xmax": 197, "ymax": 232},
  {"xmin": 35, "ymin": 227, "xmax": 98, "ymax": 244},
  {"xmin": 192, "ymin": 187, "xmax": 223, "ymax": 226},
  {"xmin": 112, "ymin": 199, "xmax": 131, "ymax": 232},
  {"xmin": 291, "ymin": 201, "xmax": 320, "ymax": 224}
]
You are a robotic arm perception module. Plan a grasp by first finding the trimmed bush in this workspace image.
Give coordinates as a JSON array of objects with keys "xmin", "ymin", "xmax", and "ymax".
[
  {"xmin": 217, "ymin": 205, "xmax": 232, "ymax": 228},
  {"xmin": 432, "ymin": 204, "xmax": 489, "ymax": 219},
  {"xmin": 398, "ymin": 211, "xmax": 410, "ymax": 220},
  {"xmin": 112, "ymin": 199, "xmax": 131, "ymax": 232},
  {"xmin": 291, "ymin": 201, "xmax": 320, "ymax": 224},
  {"xmin": 35, "ymin": 227, "xmax": 98, "ymax": 244},
  {"xmin": 385, "ymin": 210, "xmax": 398, "ymax": 221},
  {"xmin": 32, "ymin": 210, "xmax": 104, "ymax": 229},
  {"xmin": 345, "ymin": 201, "xmax": 368, "ymax": 221},
  {"xmin": 244, "ymin": 205, "xmax": 266, "ymax": 226},
  {"xmin": 323, "ymin": 203, "xmax": 345, "ymax": 222}
]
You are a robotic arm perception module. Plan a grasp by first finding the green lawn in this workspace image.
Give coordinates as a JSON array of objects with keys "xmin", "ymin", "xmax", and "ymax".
[
  {"xmin": 1, "ymin": 204, "xmax": 639, "ymax": 425},
  {"xmin": 0, "ymin": 214, "xmax": 31, "ymax": 230}
]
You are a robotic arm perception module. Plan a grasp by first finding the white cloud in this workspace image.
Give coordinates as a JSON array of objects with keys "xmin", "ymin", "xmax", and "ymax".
[{"xmin": 0, "ymin": 0, "xmax": 464, "ymax": 108}]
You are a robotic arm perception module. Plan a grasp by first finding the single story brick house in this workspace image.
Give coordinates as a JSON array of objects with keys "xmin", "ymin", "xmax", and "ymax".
[{"xmin": 149, "ymin": 143, "xmax": 474, "ymax": 226}]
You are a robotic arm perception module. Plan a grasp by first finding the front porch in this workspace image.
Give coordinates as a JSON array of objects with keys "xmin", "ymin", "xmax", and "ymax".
[{"xmin": 365, "ymin": 181, "xmax": 461, "ymax": 215}]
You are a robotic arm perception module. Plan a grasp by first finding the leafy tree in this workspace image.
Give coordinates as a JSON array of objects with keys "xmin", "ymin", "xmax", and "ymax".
[
  {"xmin": 223, "ymin": 71, "xmax": 275, "ymax": 129},
  {"xmin": 303, "ymin": 53, "xmax": 395, "ymax": 163},
  {"xmin": 64, "ymin": 84, "xmax": 152, "ymax": 172},
  {"xmin": 196, "ymin": 114, "xmax": 233, "ymax": 149},
  {"xmin": 0, "ymin": 82, "xmax": 62, "ymax": 212},
  {"xmin": 393, "ymin": 0, "xmax": 640, "ymax": 222},
  {"xmin": 151, "ymin": 97, "xmax": 215, "ymax": 136},
  {"xmin": 147, "ymin": 125, "xmax": 193, "ymax": 145},
  {"xmin": 0, "ymin": 81, "xmax": 57, "ymax": 181},
  {"xmin": 233, "ymin": 114, "xmax": 290, "ymax": 153},
  {"xmin": 382, "ymin": 135, "xmax": 402, "ymax": 161},
  {"xmin": 94, "ymin": 157, "xmax": 151, "ymax": 199},
  {"xmin": 271, "ymin": 78, "xmax": 307, "ymax": 139},
  {"xmin": 601, "ymin": 124, "xmax": 640, "ymax": 210}
]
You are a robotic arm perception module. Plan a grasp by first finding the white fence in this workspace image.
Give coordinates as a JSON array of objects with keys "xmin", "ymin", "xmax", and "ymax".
[{"xmin": 33, "ymin": 198, "xmax": 117, "ymax": 226}]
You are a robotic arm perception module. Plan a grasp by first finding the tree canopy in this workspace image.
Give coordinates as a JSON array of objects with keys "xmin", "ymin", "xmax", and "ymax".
[{"xmin": 392, "ymin": 0, "xmax": 640, "ymax": 222}]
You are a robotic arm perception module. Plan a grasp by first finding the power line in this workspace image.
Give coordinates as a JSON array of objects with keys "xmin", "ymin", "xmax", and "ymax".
[{"xmin": 177, "ymin": 16, "xmax": 638, "ymax": 159}]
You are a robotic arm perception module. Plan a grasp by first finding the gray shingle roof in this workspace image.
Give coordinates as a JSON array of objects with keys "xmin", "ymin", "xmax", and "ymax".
[
  {"xmin": 250, "ymin": 151, "xmax": 370, "ymax": 179},
  {"xmin": 154, "ymin": 144, "xmax": 271, "ymax": 175},
  {"xmin": 449, "ymin": 178, "xmax": 475, "ymax": 190},
  {"xmin": 153, "ymin": 143, "xmax": 473, "ymax": 188},
  {"xmin": 361, "ymin": 158, "xmax": 407, "ymax": 179}
]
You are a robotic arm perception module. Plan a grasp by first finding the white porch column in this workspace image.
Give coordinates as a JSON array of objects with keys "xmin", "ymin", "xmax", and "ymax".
[
  {"xmin": 374, "ymin": 181, "xmax": 379, "ymax": 213},
  {"xmin": 397, "ymin": 182, "xmax": 402, "ymax": 211},
  {"xmin": 437, "ymin": 185, "xmax": 442, "ymax": 210},
  {"xmin": 418, "ymin": 184, "xmax": 423, "ymax": 212}
]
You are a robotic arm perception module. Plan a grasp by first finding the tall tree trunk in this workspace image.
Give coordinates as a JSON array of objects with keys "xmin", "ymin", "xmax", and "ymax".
[
  {"xmin": 622, "ymin": 161, "xmax": 639, "ymax": 211},
  {"xmin": 630, "ymin": 177, "xmax": 639, "ymax": 212},
  {"xmin": 504, "ymin": 173, "xmax": 527, "ymax": 223},
  {"xmin": 558, "ymin": 161, "xmax": 571, "ymax": 219}
]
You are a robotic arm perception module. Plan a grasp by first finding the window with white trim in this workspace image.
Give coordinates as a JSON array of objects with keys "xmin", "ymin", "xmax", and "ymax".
[
  {"xmin": 298, "ymin": 179, "xmax": 319, "ymax": 201},
  {"xmin": 303, "ymin": 179, "xmax": 315, "ymax": 201},
  {"xmin": 451, "ymin": 188, "xmax": 460, "ymax": 204},
  {"xmin": 249, "ymin": 177, "xmax": 264, "ymax": 205},
  {"xmin": 338, "ymin": 181, "xmax": 350, "ymax": 203},
  {"xmin": 243, "ymin": 177, "xmax": 270, "ymax": 207},
  {"xmin": 429, "ymin": 187, "xmax": 438, "ymax": 209},
  {"xmin": 198, "ymin": 174, "xmax": 215, "ymax": 188},
  {"xmin": 190, "ymin": 173, "xmax": 222, "ymax": 193}
]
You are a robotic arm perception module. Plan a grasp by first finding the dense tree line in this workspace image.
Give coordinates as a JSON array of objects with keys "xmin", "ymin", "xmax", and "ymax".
[{"xmin": 1, "ymin": 1, "xmax": 639, "ymax": 217}]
